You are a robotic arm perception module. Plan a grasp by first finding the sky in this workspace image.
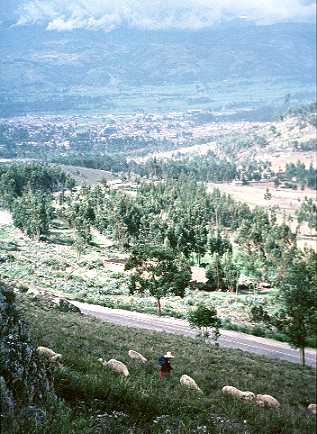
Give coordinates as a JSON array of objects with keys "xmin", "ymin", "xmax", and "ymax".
[{"xmin": 2, "ymin": 0, "xmax": 315, "ymax": 31}]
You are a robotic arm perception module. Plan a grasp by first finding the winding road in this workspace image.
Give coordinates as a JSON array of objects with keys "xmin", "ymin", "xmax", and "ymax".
[{"xmin": 70, "ymin": 300, "xmax": 316, "ymax": 368}]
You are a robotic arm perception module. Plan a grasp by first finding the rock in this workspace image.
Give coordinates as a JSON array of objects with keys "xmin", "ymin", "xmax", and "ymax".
[
  {"xmin": 0, "ymin": 376, "xmax": 15, "ymax": 417},
  {"xmin": 0, "ymin": 283, "xmax": 58, "ymax": 432},
  {"xmin": 15, "ymin": 282, "xmax": 29, "ymax": 293},
  {"xmin": 20, "ymin": 406, "xmax": 47, "ymax": 424}
]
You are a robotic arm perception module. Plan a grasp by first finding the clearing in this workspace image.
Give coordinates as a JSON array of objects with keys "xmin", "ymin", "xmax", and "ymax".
[{"xmin": 207, "ymin": 182, "xmax": 317, "ymax": 250}]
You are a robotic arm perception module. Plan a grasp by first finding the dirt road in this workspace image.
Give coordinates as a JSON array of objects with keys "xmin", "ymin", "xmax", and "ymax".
[{"xmin": 71, "ymin": 300, "xmax": 316, "ymax": 368}]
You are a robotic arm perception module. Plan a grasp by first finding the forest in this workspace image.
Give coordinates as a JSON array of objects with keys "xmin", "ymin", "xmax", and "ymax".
[{"xmin": 0, "ymin": 162, "xmax": 316, "ymax": 363}]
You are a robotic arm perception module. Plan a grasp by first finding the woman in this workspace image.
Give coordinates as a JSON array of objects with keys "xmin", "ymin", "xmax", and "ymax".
[{"xmin": 159, "ymin": 351, "xmax": 174, "ymax": 379}]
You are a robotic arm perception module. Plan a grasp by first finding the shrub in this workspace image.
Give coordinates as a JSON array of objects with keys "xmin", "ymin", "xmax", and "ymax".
[
  {"xmin": 187, "ymin": 304, "xmax": 221, "ymax": 343},
  {"xmin": 250, "ymin": 305, "xmax": 271, "ymax": 323}
]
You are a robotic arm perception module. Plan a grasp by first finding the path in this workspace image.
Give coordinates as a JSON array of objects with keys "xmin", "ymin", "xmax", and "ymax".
[{"xmin": 70, "ymin": 300, "xmax": 316, "ymax": 367}]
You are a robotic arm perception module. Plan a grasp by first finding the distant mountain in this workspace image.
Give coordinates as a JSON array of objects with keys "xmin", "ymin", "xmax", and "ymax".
[{"xmin": 0, "ymin": 21, "xmax": 315, "ymax": 116}]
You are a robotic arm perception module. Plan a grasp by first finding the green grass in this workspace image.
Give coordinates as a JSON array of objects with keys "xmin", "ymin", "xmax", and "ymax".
[{"xmin": 16, "ymin": 293, "xmax": 316, "ymax": 434}]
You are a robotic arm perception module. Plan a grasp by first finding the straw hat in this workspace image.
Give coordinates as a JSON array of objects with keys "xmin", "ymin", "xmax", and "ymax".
[{"xmin": 164, "ymin": 351, "xmax": 174, "ymax": 358}]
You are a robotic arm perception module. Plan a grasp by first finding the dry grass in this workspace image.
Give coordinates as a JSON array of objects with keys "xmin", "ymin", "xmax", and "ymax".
[
  {"xmin": 207, "ymin": 182, "xmax": 316, "ymax": 249},
  {"xmin": 257, "ymin": 151, "xmax": 315, "ymax": 172}
]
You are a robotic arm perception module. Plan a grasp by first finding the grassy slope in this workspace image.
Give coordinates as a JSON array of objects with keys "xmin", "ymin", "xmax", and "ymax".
[
  {"xmin": 205, "ymin": 182, "xmax": 317, "ymax": 251},
  {"xmin": 57, "ymin": 165, "xmax": 118, "ymax": 185},
  {"xmin": 17, "ymin": 293, "xmax": 316, "ymax": 434}
]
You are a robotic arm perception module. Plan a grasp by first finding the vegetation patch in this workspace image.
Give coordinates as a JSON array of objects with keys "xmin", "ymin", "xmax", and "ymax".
[{"xmin": 16, "ymin": 293, "xmax": 316, "ymax": 434}]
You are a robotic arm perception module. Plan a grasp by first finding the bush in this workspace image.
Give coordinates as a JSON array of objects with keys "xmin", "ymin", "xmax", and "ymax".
[
  {"xmin": 250, "ymin": 305, "xmax": 271, "ymax": 323},
  {"xmin": 251, "ymin": 325, "xmax": 267, "ymax": 337},
  {"xmin": 187, "ymin": 304, "xmax": 221, "ymax": 343}
]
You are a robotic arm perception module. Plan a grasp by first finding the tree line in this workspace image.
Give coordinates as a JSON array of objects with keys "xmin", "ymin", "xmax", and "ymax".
[
  {"xmin": 0, "ymin": 163, "xmax": 75, "ymax": 238},
  {"xmin": 61, "ymin": 178, "xmax": 298, "ymax": 287}
]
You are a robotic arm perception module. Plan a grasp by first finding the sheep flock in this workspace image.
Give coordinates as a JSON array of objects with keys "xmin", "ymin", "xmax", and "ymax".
[{"xmin": 36, "ymin": 346, "xmax": 315, "ymax": 414}]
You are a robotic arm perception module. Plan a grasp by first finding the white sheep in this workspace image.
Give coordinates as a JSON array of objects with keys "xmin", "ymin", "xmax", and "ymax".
[
  {"xmin": 222, "ymin": 386, "xmax": 254, "ymax": 401},
  {"xmin": 307, "ymin": 403, "xmax": 316, "ymax": 415},
  {"xmin": 255, "ymin": 394, "xmax": 280, "ymax": 409},
  {"xmin": 240, "ymin": 391, "xmax": 255, "ymax": 401},
  {"xmin": 128, "ymin": 350, "xmax": 148, "ymax": 364},
  {"xmin": 180, "ymin": 374, "xmax": 202, "ymax": 392},
  {"xmin": 98, "ymin": 358, "xmax": 129, "ymax": 377},
  {"xmin": 222, "ymin": 385, "xmax": 243, "ymax": 398},
  {"xmin": 37, "ymin": 346, "xmax": 62, "ymax": 362}
]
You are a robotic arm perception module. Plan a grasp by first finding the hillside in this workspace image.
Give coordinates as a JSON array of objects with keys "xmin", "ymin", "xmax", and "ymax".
[
  {"xmin": 0, "ymin": 22, "xmax": 315, "ymax": 116},
  {"xmin": 0, "ymin": 169, "xmax": 316, "ymax": 343},
  {"xmin": 0, "ymin": 284, "xmax": 65, "ymax": 434},
  {"xmin": 130, "ymin": 110, "xmax": 316, "ymax": 167},
  {"xmin": 1, "ymin": 4, "xmax": 316, "ymax": 433},
  {"xmin": 14, "ymin": 291, "xmax": 317, "ymax": 434}
]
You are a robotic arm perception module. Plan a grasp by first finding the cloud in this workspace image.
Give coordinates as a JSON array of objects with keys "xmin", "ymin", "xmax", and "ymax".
[{"xmin": 16, "ymin": 0, "xmax": 316, "ymax": 31}]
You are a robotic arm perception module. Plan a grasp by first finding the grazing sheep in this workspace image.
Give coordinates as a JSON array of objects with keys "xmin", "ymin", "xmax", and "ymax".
[
  {"xmin": 98, "ymin": 358, "xmax": 129, "ymax": 377},
  {"xmin": 128, "ymin": 350, "xmax": 147, "ymax": 364},
  {"xmin": 240, "ymin": 391, "xmax": 255, "ymax": 401},
  {"xmin": 37, "ymin": 346, "xmax": 63, "ymax": 368},
  {"xmin": 222, "ymin": 386, "xmax": 254, "ymax": 401},
  {"xmin": 307, "ymin": 404, "xmax": 316, "ymax": 415},
  {"xmin": 255, "ymin": 394, "xmax": 280, "ymax": 409},
  {"xmin": 180, "ymin": 374, "xmax": 201, "ymax": 392},
  {"xmin": 37, "ymin": 346, "xmax": 62, "ymax": 362},
  {"xmin": 222, "ymin": 386, "xmax": 243, "ymax": 398}
]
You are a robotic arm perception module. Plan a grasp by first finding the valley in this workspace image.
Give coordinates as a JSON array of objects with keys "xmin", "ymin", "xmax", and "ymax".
[{"xmin": 0, "ymin": 6, "xmax": 316, "ymax": 433}]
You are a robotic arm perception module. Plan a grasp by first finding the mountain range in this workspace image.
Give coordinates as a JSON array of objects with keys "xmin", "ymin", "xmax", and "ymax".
[{"xmin": 0, "ymin": 20, "xmax": 315, "ymax": 116}]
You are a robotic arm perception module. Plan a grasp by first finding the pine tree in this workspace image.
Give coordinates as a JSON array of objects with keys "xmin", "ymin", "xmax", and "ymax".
[
  {"xmin": 274, "ymin": 251, "xmax": 317, "ymax": 366},
  {"xmin": 12, "ymin": 191, "xmax": 53, "ymax": 239}
]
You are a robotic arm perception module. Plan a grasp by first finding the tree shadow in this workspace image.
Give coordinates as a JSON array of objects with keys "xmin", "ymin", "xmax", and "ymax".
[
  {"xmin": 2, "ymin": 241, "xmax": 19, "ymax": 252},
  {"xmin": 89, "ymin": 241, "xmax": 100, "ymax": 248},
  {"xmin": 46, "ymin": 232, "xmax": 73, "ymax": 246},
  {"xmin": 51, "ymin": 220, "xmax": 69, "ymax": 230}
]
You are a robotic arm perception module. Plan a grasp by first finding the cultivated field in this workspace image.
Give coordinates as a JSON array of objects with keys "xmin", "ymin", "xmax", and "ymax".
[
  {"xmin": 58, "ymin": 165, "xmax": 118, "ymax": 185},
  {"xmin": 256, "ymin": 151, "xmax": 315, "ymax": 172},
  {"xmin": 207, "ymin": 182, "xmax": 317, "ymax": 250}
]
